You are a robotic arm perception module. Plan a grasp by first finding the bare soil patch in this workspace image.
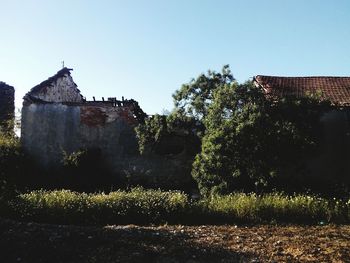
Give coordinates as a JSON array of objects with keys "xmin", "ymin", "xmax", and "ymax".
[{"xmin": 1, "ymin": 218, "xmax": 349, "ymax": 262}]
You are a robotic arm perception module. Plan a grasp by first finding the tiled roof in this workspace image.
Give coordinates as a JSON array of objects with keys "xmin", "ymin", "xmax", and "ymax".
[{"xmin": 254, "ymin": 75, "xmax": 350, "ymax": 106}]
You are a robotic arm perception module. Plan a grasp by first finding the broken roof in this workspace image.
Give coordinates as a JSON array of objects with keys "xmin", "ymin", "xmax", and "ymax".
[
  {"xmin": 254, "ymin": 75, "xmax": 350, "ymax": 106},
  {"xmin": 28, "ymin": 67, "xmax": 80, "ymax": 95}
]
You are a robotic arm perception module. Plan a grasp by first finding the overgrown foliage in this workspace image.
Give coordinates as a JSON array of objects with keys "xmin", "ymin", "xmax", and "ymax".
[
  {"xmin": 135, "ymin": 114, "xmax": 202, "ymax": 156},
  {"xmin": 60, "ymin": 148, "xmax": 113, "ymax": 192},
  {"xmin": 0, "ymin": 131, "xmax": 45, "ymax": 202},
  {"xmin": 134, "ymin": 67, "xmax": 236, "ymax": 190},
  {"xmin": 133, "ymin": 114, "xmax": 202, "ymax": 191},
  {"xmin": 123, "ymin": 98, "xmax": 148, "ymax": 123},
  {"xmin": 135, "ymin": 65, "xmax": 336, "ymax": 195},
  {"xmin": 136, "ymin": 66, "xmax": 235, "ymax": 157},
  {"xmin": 0, "ymin": 132, "xmax": 26, "ymax": 198},
  {"xmin": 192, "ymin": 81, "xmax": 331, "ymax": 195}
]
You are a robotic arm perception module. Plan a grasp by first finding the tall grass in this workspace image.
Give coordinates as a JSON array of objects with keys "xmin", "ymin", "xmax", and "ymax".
[
  {"xmin": 9, "ymin": 188, "xmax": 188, "ymax": 225},
  {"xmin": 205, "ymin": 193, "xmax": 348, "ymax": 223},
  {"xmin": 5, "ymin": 189, "xmax": 350, "ymax": 225}
]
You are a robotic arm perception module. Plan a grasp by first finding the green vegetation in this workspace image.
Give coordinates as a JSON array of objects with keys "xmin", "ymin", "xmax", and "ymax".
[
  {"xmin": 134, "ymin": 113, "xmax": 202, "ymax": 192},
  {"xmin": 61, "ymin": 148, "xmax": 113, "ymax": 192},
  {"xmin": 8, "ymin": 188, "xmax": 188, "ymax": 225},
  {"xmin": 135, "ymin": 114, "xmax": 202, "ymax": 156},
  {"xmin": 192, "ymin": 82, "xmax": 331, "ymax": 195},
  {"xmin": 203, "ymin": 193, "xmax": 349, "ymax": 224},
  {"xmin": 0, "ymin": 132, "xmax": 25, "ymax": 198},
  {"xmin": 172, "ymin": 64, "xmax": 235, "ymax": 119},
  {"xmin": 137, "ymin": 65, "xmax": 335, "ymax": 196},
  {"xmin": 0, "ymin": 65, "xmax": 349, "ymax": 226},
  {"xmin": 3, "ymin": 189, "xmax": 350, "ymax": 225}
]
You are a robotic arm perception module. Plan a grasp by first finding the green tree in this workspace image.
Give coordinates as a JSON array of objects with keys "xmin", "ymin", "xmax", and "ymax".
[
  {"xmin": 136, "ymin": 65, "xmax": 234, "ymax": 157},
  {"xmin": 192, "ymin": 81, "xmax": 330, "ymax": 196},
  {"xmin": 173, "ymin": 65, "xmax": 236, "ymax": 119}
]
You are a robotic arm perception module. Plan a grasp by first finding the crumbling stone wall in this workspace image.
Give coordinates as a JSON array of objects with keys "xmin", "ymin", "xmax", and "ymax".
[
  {"xmin": 21, "ymin": 67, "xmax": 194, "ymax": 190},
  {"xmin": 0, "ymin": 82, "xmax": 15, "ymax": 133},
  {"xmin": 21, "ymin": 68, "xmax": 141, "ymax": 170},
  {"xmin": 21, "ymin": 102, "xmax": 139, "ymax": 169}
]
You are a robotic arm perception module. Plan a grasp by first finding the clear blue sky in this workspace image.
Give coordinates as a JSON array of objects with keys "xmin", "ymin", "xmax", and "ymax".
[{"xmin": 1, "ymin": 0, "xmax": 349, "ymax": 114}]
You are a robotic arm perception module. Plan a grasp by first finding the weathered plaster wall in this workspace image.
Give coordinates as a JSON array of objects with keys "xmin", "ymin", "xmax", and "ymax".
[
  {"xmin": 21, "ymin": 103, "xmax": 139, "ymax": 169},
  {"xmin": 0, "ymin": 82, "xmax": 15, "ymax": 132},
  {"xmin": 20, "ymin": 68, "xmax": 194, "ymax": 189}
]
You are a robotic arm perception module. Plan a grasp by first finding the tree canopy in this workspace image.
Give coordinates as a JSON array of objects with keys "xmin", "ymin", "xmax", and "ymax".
[
  {"xmin": 172, "ymin": 65, "xmax": 236, "ymax": 119},
  {"xmin": 192, "ymin": 81, "xmax": 330, "ymax": 195}
]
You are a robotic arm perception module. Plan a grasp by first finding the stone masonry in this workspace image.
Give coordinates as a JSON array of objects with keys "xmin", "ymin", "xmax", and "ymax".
[{"xmin": 21, "ymin": 68, "xmax": 145, "ymax": 169}]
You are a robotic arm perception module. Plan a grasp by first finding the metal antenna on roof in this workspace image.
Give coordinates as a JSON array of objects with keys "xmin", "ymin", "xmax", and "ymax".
[{"xmin": 61, "ymin": 61, "xmax": 65, "ymax": 68}]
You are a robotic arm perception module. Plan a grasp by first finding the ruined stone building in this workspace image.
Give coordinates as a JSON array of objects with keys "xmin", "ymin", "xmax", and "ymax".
[
  {"xmin": 21, "ymin": 68, "xmax": 146, "ymax": 169},
  {"xmin": 0, "ymin": 82, "xmax": 15, "ymax": 133},
  {"xmin": 20, "ymin": 67, "xmax": 195, "ymax": 190}
]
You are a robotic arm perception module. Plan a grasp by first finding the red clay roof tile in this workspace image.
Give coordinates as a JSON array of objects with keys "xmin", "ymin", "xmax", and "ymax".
[{"xmin": 254, "ymin": 75, "xmax": 350, "ymax": 106}]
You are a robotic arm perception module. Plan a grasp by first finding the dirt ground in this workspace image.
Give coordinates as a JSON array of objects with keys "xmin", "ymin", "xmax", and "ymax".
[{"xmin": 0, "ymin": 218, "xmax": 349, "ymax": 263}]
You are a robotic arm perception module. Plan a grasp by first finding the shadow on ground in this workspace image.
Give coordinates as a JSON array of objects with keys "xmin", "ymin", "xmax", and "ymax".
[{"xmin": 0, "ymin": 218, "xmax": 255, "ymax": 263}]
